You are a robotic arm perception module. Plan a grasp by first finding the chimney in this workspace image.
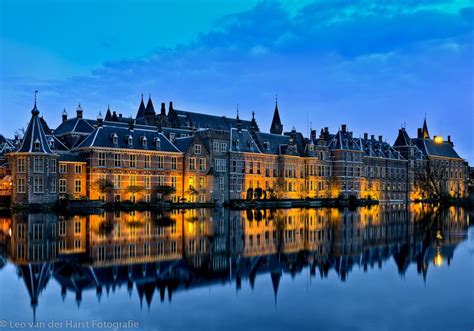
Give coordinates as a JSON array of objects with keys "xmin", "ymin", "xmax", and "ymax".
[
  {"xmin": 169, "ymin": 101, "xmax": 173, "ymax": 112},
  {"xmin": 97, "ymin": 112, "xmax": 103, "ymax": 127},
  {"xmin": 378, "ymin": 135, "xmax": 383, "ymax": 142},
  {"xmin": 363, "ymin": 133, "xmax": 368, "ymax": 140},
  {"xmin": 341, "ymin": 124, "xmax": 347, "ymax": 132},
  {"xmin": 62, "ymin": 109, "xmax": 68, "ymax": 123},
  {"xmin": 129, "ymin": 119, "xmax": 134, "ymax": 131},
  {"xmin": 76, "ymin": 104, "xmax": 83, "ymax": 118},
  {"xmin": 448, "ymin": 135, "xmax": 453, "ymax": 146},
  {"xmin": 417, "ymin": 128, "xmax": 423, "ymax": 139},
  {"xmin": 161, "ymin": 102, "xmax": 166, "ymax": 115},
  {"xmin": 370, "ymin": 134, "xmax": 375, "ymax": 140},
  {"xmin": 311, "ymin": 129, "xmax": 317, "ymax": 141},
  {"xmin": 119, "ymin": 113, "xmax": 122, "ymax": 118}
]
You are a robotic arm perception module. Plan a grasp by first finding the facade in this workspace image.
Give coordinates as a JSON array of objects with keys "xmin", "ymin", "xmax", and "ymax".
[{"xmin": 3, "ymin": 97, "xmax": 469, "ymax": 206}]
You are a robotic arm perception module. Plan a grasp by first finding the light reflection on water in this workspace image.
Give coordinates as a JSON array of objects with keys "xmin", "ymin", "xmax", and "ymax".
[{"xmin": 0, "ymin": 204, "xmax": 472, "ymax": 331}]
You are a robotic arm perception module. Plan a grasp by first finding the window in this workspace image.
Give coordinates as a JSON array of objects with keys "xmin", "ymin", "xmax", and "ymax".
[
  {"xmin": 33, "ymin": 157, "xmax": 44, "ymax": 173},
  {"xmin": 144, "ymin": 155, "xmax": 150, "ymax": 168},
  {"xmin": 74, "ymin": 240, "xmax": 82, "ymax": 250},
  {"xmin": 188, "ymin": 177, "xmax": 195, "ymax": 189},
  {"xmin": 114, "ymin": 153, "xmax": 121, "ymax": 167},
  {"xmin": 199, "ymin": 177, "xmax": 206, "ymax": 189},
  {"xmin": 189, "ymin": 158, "xmax": 196, "ymax": 171},
  {"xmin": 215, "ymin": 159, "xmax": 226, "ymax": 172},
  {"xmin": 219, "ymin": 177, "xmax": 225, "ymax": 190},
  {"xmin": 127, "ymin": 135, "xmax": 133, "ymax": 147},
  {"xmin": 141, "ymin": 136, "xmax": 147, "ymax": 147},
  {"xmin": 112, "ymin": 133, "xmax": 118, "ymax": 145},
  {"xmin": 59, "ymin": 179, "xmax": 67, "ymax": 193},
  {"xmin": 171, "ymin": 157, "xmax": 177, "ymax": 170},
  {"xmin": 199, "ymin": 158, "xmax": 206, "ymax": 171},
  {"xmin": 50, "ymin": 159, "xmax": 57, "ymax": 173},
  {"xmin": 220, "ymin": 143, "xmax": 227, "ymax": 152},
  {"xmin": 33, "ymin": 177, "xmax": 43, "ymax": 193},
  {"xmin": 157, "ymin": 156, "xmax": 164, "ymax": 169},
  {"xmin": 144, "ymin": 176, "xmax": 151, "ymax": 189},
  {"xmin": 158, "ymin": 175, "xmax": 165, "ymax": 186},
  {"xmin": 59, "ymin": 164, "xmax": 67, "ymax": 173},
  {"xmin": 98, "ymin": 152, "xmax": 106, "ymax": 167},
  {"xmin": 33, "ymin": 224, "xmax": 43, "ymax": 240},
  {"xmin": 59, "ymin": 221, "xmax": 66, "ymax": 236},
  {"xmin": 194, "ymin": 144, "xmax": 202, "ymax": 155},
  {"xmin": 75, "ymin": 221, "xmax": 81, "ymax": 234},
  {"xmin": 114, "ymin": 175, "xmax": 121, "ymax": 189},
  {"xmin": 75, "ymin": 180, "xmax": 82, "ymax": 193},
  {"xmin": 75, "ymin": 164, "xmax": 82, "ymax": 173},
  {"xmin": 50, "ymin": 178, "xmax": 56, "ymax": 193},
  {"xmin": 213, "ymin": 142, "xmax": 219, "ymax": 152},
  {"xmin": 17, "ymin": 178, "xmax": 26, "ymax": 193},
  {"xmin": 17, "ymin": 158, "xmax": 26, "ymax": 173},
  {"xmin": 129, "ymin": 154, "xmax": 136, "ymax": 168},
  {"xmin": 130, "ymin": 175, "xmax": 136, "ymax": 186},
  {"xmin": 171, "ymin": 176, "xmax": 177, "ymax": 188}
]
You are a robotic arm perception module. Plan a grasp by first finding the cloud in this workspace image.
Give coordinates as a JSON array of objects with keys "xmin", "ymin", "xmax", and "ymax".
[{"xmin": 1, "ymin": 1, "xmax": 472, "ymax": 161}]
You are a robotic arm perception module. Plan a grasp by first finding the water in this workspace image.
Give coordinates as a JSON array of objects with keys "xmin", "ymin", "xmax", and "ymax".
[{"xmin": 0, "ymin": 205, "xmax": 472, "ymax": 331}]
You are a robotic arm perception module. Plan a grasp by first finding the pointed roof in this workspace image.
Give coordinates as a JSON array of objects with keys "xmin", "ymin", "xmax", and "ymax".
[
  {"xmin": 270, "ymin": 98, "xmax": 283, "ymax": 135},
  {"xmin": 105, "ymin": 106, "xmax": 112, "ymax": 121},
  {"xmin": 422, "ymin": 117, "xmax": 430, "ymax": 139},
  {"xmin": 145, "ymin": 96, "xmax": 155, "ymax": 115},
  {"xmin": 394, "ymin": 128, "xmax": 412, "ymax": 147},
  {"xmin": 136, "ymin": 94, "xmax": 146, "ymax": 119},
  {"xmin": 17, "ymin": 103, "xmax": 53, "ymax": 153}
]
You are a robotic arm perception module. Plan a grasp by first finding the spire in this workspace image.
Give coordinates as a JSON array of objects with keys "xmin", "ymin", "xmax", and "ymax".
[
  {"xmin": 105, "ymin": 105, "xmax": 112, "ymax": 121},
  {"xmin": 236, "ymin": 104, "xmax": 242, "ymax": 132},
  {"xmin": 270, "ymin": 94, "xmax": 283, "ymax": 135},
  {"xmin": 250, "ymin": 110, "xmax": 259, "ymax": 132},
  {"xmin": 145, "ymin": 95, "xmax": 155, "ymax": 115},
  {"xmin": 32, "ymin": 90, "xmax": 39, "ymax": 115},
  {"xmin": 422, "ymin": 115, "xmax": 430, "ymax": 139},
  {"xmin": 136, "ymin": 94, "xmax": 146, "ymax": 119}
]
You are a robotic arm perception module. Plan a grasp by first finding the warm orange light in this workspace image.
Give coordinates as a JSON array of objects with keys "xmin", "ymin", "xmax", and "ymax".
[
  {"xmin": 434, "ymin": 136, "xmax": 443, "ymax": 144},
  {"xmin": 434, "ymin": 250, "xmax": 443, "ymax": 267}
]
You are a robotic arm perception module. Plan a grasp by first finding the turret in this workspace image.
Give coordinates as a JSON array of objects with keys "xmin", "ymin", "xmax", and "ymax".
[
  {"xmin": 270, "ymin": 96, "xmax": 283, "ymax": 135},
  {"xmin": 62, "ymin": 109, "xmax": 67, "ymax": 123},
  {"xmin": 76, "ymin": 104, "xmax": 83, "ymax": 118}
]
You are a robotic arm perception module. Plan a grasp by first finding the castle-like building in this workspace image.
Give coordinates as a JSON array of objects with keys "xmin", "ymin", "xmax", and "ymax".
[{"xmin": 3, "ymin": 96, "xmax": 468, "ymax": 206}]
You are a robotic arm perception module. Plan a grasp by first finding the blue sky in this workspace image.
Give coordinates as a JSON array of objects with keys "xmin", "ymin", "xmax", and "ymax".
[{"xmin": 0, "ymin": 0, "xmax": 472, "ymax": 162}]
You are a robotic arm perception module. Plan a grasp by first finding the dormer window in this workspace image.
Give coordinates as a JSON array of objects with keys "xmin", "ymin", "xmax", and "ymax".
[
  {"xmin": 111, "ymin": 133, "xmax": 118, "ymax": 145},
  {"xmin": 127, "ymin": 135, "xmax": 133, "ymax": 147},
  {"xmin": 48, "ymin": 137, "xmax": 55, "ymax": 148},
  {"xmin": 169, "ymin": 133, "xmax": 175, "ymax": 141},
  {"xmin": 141, "ymin": 136, "xmax": 147, "ymax": 148},
  {"xmin": 263, "ymin": 142, "xmax": 269, "ymax": 150},
  {"xmin": 154, "ymin": 137, "xmax": 161, "ymax": 149},
  {"xmin": 34, "ymin": 138, "xmax": 41, "ymax": 151}
]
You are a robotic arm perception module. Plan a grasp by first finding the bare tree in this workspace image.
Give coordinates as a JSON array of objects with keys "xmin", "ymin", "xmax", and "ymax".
[{"xmin": 415, "ymin": 159, "xmax": 449, "ymax": 200}]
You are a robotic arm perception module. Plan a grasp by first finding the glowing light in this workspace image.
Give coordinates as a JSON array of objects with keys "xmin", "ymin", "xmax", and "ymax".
[
  {"xmin": 434, "ymin": 249, "xmax": 443, "ymax": 267},
  {"xmin": 434, "ymin": 136, "xmax": 443, "ymax": 144}
]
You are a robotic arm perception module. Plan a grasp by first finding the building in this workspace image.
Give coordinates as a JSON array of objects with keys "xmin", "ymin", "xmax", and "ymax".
[{"xmin": 4, "ymin": 96, "xmax": 469, "ymax": 207}]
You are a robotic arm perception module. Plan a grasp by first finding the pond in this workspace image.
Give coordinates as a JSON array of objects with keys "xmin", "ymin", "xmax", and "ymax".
[{"xmin": 0, "ymin": 204, "xmax": 472, "ymax": 331}]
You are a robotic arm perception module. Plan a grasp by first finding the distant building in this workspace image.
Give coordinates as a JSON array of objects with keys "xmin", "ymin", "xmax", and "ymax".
[{"xmin": 3, "ymin": 96, "xmax": 469, "ymax": 206}]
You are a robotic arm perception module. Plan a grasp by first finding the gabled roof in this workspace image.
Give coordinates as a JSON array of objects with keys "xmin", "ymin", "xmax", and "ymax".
[
  {"xmin": 54, "ymin": 118, "xmax": 96, "ymax": 136},
  {"xmin": 173, "ymin": 136, "xmax": 194, "ymax": 153},
  {"xmin": 74, "ymin": 124, "xmax": 180, "ymax": 153},
  {"xmin": 252, "ymin": 131, "xmax": 290, "ymax": 155},
  {"xmin": 393, "ymin": 128, "xmax": 412, "ymax": 147},
  {"xmin": 412, "ymin": 138, "xmax": 461, "ymax": 159},
  {"xmin": 327, "ymin": 129, "xmax": 361, "ymax": 151},
  {"xmin": 357, "ymin": 137, "xmax": 405, "ymax": 160},
  {"xmin": 230, "ymin": 129, "xmax": 261, "ymax": 153},
  {"xmin": 17, "ymin": 105, "xmax": 53, "ymax": 153}
]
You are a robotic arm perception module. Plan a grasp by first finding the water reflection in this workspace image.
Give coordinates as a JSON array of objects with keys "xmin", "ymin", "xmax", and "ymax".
[{"xmin": 0, "ymin": 204, "xmax": 469, "ymax": 315}]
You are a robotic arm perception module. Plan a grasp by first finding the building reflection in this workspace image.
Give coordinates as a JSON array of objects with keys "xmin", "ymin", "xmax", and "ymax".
[{"xmin": 0, "ymin": 205, "xmax": 469, "ymax": 313}]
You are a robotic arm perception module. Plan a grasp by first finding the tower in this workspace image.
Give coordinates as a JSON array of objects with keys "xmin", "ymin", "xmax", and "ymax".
[
  {"xmin": 270, "ymin": 95, "xmax": 283, "ymax": 135},
  {"xmin": 8, "ymin": 94, "xmax": 59, "ymax": 206}
]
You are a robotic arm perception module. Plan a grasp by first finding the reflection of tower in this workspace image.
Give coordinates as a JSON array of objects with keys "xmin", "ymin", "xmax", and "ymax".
[
  {"xmin": 270, "ymin": 270, "xmax": 281, "ymax": 307},
  {"xmin": 17, "ymin": 263, "xmax": 52, "ymax": 321}
]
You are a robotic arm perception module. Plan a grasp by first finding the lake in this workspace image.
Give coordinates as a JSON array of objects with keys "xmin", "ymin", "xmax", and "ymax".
[{"xmin": 0, "ymin": 204, "xmax": 472, "ymax": 331}]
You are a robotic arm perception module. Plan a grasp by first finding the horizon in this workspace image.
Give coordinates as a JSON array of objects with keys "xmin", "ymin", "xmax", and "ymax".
[{"xmin": 1, "ymin": 0, "xmax": 472, "ymax": 162}]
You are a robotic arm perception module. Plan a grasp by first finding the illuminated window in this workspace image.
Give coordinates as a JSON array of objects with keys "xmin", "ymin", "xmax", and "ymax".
[
  {"xmin": 74, "ymin": 179, "xmax": 82, "ymax": 193},
  {"xmin": 144, "ymin": 176, "xmax": 151, "ymax": 189},
  {"xmin": 75, "ymin": 221, "xmax": 81, "ymax": 234},
  {"xmin": 199, "ymin": 177, "xmax": 206, "ymax": 189}
]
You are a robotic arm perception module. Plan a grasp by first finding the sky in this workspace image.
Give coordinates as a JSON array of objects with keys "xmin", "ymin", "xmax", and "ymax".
[{"xmin": 0, "ymin": 0, "xmax": 473, "ymax": 162}]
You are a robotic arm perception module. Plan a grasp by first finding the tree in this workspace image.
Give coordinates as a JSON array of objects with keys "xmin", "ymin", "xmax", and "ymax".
[
  {"xmin": 152, "ymin": 185, "xmax": 176, "ymax": 202},
  {"xmin": 185, "ymin": 187, "xmax": 199, "ymax": 202},
  {"xmin": 415, "ymin": 159, "xmax": 450, "ymax": 200},
  {"xmin": 254, "ymin": 187, "xmax": 263, "ymax": 199},
  {"xmin": 93, "ymin": 178, "xmax": 115, "ymax": 202},
  {"xmin": 246, "ymin": 188, "xmax": 254, "ymax": 200}
]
